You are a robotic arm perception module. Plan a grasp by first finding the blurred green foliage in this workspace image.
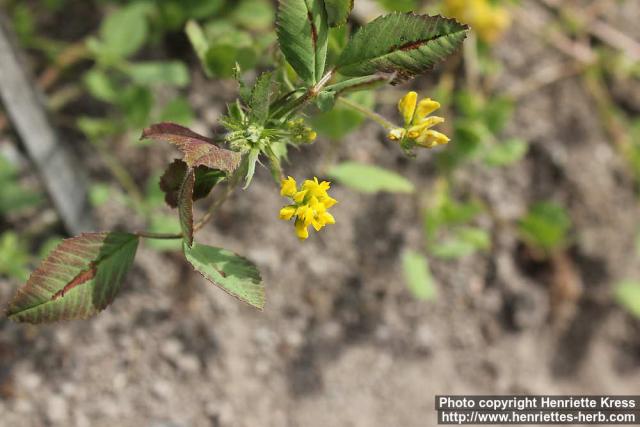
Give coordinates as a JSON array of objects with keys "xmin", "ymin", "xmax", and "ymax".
[
  {"xmin": 424, "ymin": 181, "xmax": 490, "ymax": 259},
  {"xmin": 614, "ymin": 281, "xmax": 640, "ymax": 319},
  {"xmin": 402, "ymin": 250, "xmax": 437, "ymax": 301},
  {"xmin": 517, "ymin": 202, "xmax": 571, "ymax": 255},
  {"xmin": 438, "ymin": 90, "xmax": 528, "ymax": 172},
  {"xmin": 328, "ymin": 161, "xmax": 415, "ymax": 194}
]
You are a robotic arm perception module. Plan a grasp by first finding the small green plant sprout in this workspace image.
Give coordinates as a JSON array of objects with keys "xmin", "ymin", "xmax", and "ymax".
[
  {"xmin": 424, "ymin": 179, "xmax": 490, "ymax": 260},
  {"xmin": 517, "ymin": 201, "xmax": 572, "ymax": 257},
  {"xmin": 6, "ymin": 1, "xmax": 469, "ymax": 323},
  {"xmin": 438, "ymin": 90, "xmax": 528, "ymax": 172},
  {"xmin": 402, "ymin": 250, "xmax": 437, "ymax": 301},
  {"xmin": 614, "ymin": 281, "xmax": 640, "ymax": 319}
]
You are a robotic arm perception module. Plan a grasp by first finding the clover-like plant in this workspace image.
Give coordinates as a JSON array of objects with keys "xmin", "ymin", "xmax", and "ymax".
[{"xmin": 6, "ymin": 1, "xmax": 468, "ymax": 323}]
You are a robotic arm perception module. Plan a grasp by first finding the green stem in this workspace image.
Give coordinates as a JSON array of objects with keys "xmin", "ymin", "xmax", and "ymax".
[
  {"xmin": 135, "ymin": 171, "xmax": 241, "ymax": 241},
  {"xmin": 337, "ymin": 96, "xmax": 396, "ymax": 130}
]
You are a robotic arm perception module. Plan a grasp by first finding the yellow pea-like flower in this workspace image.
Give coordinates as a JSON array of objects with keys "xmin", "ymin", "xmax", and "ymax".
[
  {"xmin": 398, "ymin": 91, "xmax": 418, "ymax": 125},
  {"xmin": 279, "ymin": 176, "xmax": 337, "ymax": 240},
  {"xmin": 387, "ymin": 92, "xmax": 450, "ymax": 149},
  {"xmin": 280, "ymin": 176, "xmax": 297, "ymax": 197}
]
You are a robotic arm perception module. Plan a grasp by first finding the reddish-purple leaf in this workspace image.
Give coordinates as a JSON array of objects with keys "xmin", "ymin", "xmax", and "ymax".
[
  {"xmin": 141, "ymin": 123, "xmax": 241, "ymax": 173},
  {"xmin": 6, "ymin": 232, "xmax": 139, "ymax": 323},
  {"xmin": 160, "ymin": 160, "xmax": 225, "ymax": 208},
  {"xmin": 179, "ymin": 170, "xmax": 195, "ymax": 247}
]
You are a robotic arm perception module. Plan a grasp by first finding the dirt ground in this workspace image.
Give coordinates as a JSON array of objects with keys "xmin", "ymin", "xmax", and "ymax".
[{"xmin": 1, "ymin": 1, "xmax": 640, "ymax": 426}]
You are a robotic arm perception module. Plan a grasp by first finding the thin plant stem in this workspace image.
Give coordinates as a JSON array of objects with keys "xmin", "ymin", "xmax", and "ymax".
[{"xmin": 337, "ymin": 96, "xmax": 396, "ymax": 130}]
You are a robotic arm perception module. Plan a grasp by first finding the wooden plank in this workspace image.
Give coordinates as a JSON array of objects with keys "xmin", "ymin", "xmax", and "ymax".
[{"xmin": 0, "ymin": 17, "xmax": 93, "ymax": 234}]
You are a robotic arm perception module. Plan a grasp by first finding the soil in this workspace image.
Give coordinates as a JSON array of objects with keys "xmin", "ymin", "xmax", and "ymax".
[{"xmin": 1, "ymin": 1, "xmax": 640, "ymax": 426}]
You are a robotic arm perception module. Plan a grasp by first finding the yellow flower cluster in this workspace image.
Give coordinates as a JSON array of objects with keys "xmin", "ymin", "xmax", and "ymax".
[
  {"xmin": 443, "ymin": 0, "xmax": 511, "ymax": 43},
  {"xmin": 387, "ymin": 91, "xmax": 450, "ymax": 149},
  {"xmin": 279, "ymin": 177, "xmax": 337, "ymax": 240}
]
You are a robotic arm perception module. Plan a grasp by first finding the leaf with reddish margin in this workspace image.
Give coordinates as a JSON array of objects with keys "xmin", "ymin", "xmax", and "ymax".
[
  {"xmin": 178, "ymin": 169, "xmax": 195, "ymax": 247},
  {"xmin": 6, "ymin": 232, "xmax": 138, "ymax": 323},
  {"xmin": 183, "ymin": 242, "xmax": 265, "ymax": 310},
  {"xmin": 160, "ymin": 160, "xmax": 226, "ymax": 208},
  {"xmin": 141, "ymin": 123, "xmax": 241, "ymax": 173}
]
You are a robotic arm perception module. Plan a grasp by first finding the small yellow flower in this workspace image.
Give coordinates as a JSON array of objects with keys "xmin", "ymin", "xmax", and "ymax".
[
  {"xmin": 280, "ymin": 176, "xmax": 297, "ymax": 197},
  {"xmin": 387, "ymin": 92, "xmax": 449, "ymax": 149},
  {"xmin": 398, "ymin": 91, "xmax": 418, "ymax": 125},
  {"xmin": 279, "ymin": 176, "xmax": 337, "ymax": 240},
  {"xmin": 443, "ymin": 0, "xmax": 511, "ymax": 43}
]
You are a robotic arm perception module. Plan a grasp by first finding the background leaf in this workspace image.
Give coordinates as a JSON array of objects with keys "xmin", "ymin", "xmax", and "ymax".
[
  {"xmin": 125, "ymin": 61, "xmax": 190, "ymax": 87},
  {"xmin": 483, "ymin": 138, "xmax": 529, "ymax": 167},
  {"xmin": 141, "ymin": 123, "xmax": 241, "ymax": 173},
  {"xmin": 615, "ymin": 281, "xmax": 640, "ymax": 318},
  {"xmin": 325, "ymin": 0, "xmax": 353, "ymax": 27},
  {"xmin": 328, "ymin": 162, "xmax": 415, "ymax": 194},
  {"xmin": 100, "ymin": 4, "xmax": 149, "ymax": 58},
  {"xmin": 311, "ymin": 91, "xmax": 374, "ymax": 139},
  {"xmin": 184, "ymin": 243, "xmax": 265, "ymax": 309},
  {"xmin": 336, "ymin": 13, "xmax": 468, "ymax": 84},
  {"xmin": 402, "ymin": 250, "xmax": 437, "ymax": 300},
  {"xmin": 276, "ymin": 0, "xmax": 329, "ymax": 84},
  {"xmin": 7, "ymin": 233, "xmax": 139, "ymax": 323},
  {"xmin": 518, "ymin": 202, "xmax": 571, "ymax": 253}
]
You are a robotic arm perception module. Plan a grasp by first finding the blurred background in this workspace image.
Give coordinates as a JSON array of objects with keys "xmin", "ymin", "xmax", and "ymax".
[{"xmin": 1, "ymin": 0, "xmax": 639, "ymax": 425}]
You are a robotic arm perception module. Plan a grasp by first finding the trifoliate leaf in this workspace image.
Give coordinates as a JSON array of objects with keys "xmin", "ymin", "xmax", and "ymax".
[
  {"xmin": 160, "ymin": 160, "xmax": 226, "ymax": 208},
  {"xmin": 336, "ymin": 13, "xmax": 468, "ymax": 84},
  {"xmin": 183, "ymin": 242, "xmax": 265, "ymax": 309},
  {"xmin": 7, "ymin": 233, "xmax": 139, "ymax": 323},
  {"xmin": 276, "ymin": 0, "xmax": 329, "ymax": 85},
  {"xmin": 141, "ymin": 123, "xmax": 241, "ymax": 173}
]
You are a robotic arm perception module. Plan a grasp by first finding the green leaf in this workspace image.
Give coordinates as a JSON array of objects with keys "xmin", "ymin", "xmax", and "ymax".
[
  {"xmin": 615, "ymin": 281, "xmax": 640, "ymax": 318},
  {"xmin": 310, "ymin": 90, "xmax": 374, "ymax": 139},
  {"xmin": 336, "ymin": 13, "xmax": 468, "ymax": 84},
  {"xmin": 377, "ymin": 0, "xmax": 418, "ymax": 12},
  {"xmin": 401, "ymin": 250, "xmax": 436, "ymax": 301},
  {"xmin": 232, "ymin": 0, "xmax": 275, "ymax": 31},
  {"xmin": 125, "ymin": 61, "xmax": 190, "ymax": 87},
  {"xmin": 183, "ymin": 243, "xmax": 265, "ymax": 309},
  {"xmin": 0, "ymin": 232, "xmax": 30, "ymax": 282},
  {"xmin": 431, "ymin": 227, "xmax": 491, "ymax": 259},
  {"xmin": 483, "ymin": 138, "xmax": 528, "ymax": 167},
  {"xmin": 205, "ymin": 44, "xmax": 257, "ymax": 78},
  {"xmin": 84, "ymin": 70, "xmax": 119, "ymax": 102},
  {"xmin": 244, "ymin": 148, "xmax": 261, "ymax": 189},
  {"xmin": 328, "ymin": 162, "xmax": 414, "ymax": 194},
  {"xmin": 159, "ymin": 97, "xmax": 195, "ymax": 125},
  {"xmin": 249, "ymin": 71, "xmax": 275, "ymax": 124},
  {"xmin": 7, "ymin": 233, "xmax": 139, "ymax": 323},
  {"xmin": 325, "ymin": 0, "xmax": 353, "ymax": 27},
  {"xmin": 0, "ymin": 156, "xmax": 42, "ymax": 215},
  {"xmin": 100, "ymin": 4, "xmax": 149, "ymax": 58},
  {"xmin": 276, "ymin": 0, "xmax": 329, "ymax": 85},
  {"xmin": 178, "ymin": 170, "xmax": 195, "ymax": 247},
  {"xmin": 518, "ymin": 202, "xmax": 571, "ymax": 253},
  {"xmin": 186, "ymin": 20, "xmax": 209, "ymax": 60},
  {"xmin": 141, "ymin": 123, "xmax": 241, "ymax": 173}
]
